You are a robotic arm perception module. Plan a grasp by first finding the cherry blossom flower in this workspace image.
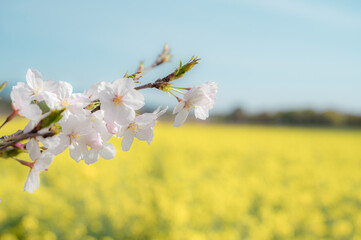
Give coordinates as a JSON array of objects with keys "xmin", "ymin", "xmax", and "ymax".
[
  {"xmin": 114, "ymin": 106, "xmax": 168, "ymax": 151},
  {"xmin": 23, "ymin": 139, "xmax": 54, "ymax": 193},
  {"xmin": 47, "ymin": 113, "xmax": 96, "ymax": 162},
  {"xmin": 25, "ymin": 69, "xmax": 58, "ymax": 108},
  {"xmin": 83, "ymin": 110, "xmax": 116, "ymax": 165},
  {"xmin": 1, "ymin": 54, "xmax": 217, "ymax": 195},
  {"xmin": 87, "ymin": 81, "xmax": 110, "ymax": 101},
  {"xmin": 51, "ymin": 81, "xmax": 90, "ymax": 114},
  {"xmin": 99, "ymin": 78, "xmax": 145, "ymax": 124},
  {"xmin": 173, "ymin": 82, "xmax": 217, "ymax": 127},
  {"xmin": 10, "ymin": 83, "xmax": 42, "ymax": 121}
]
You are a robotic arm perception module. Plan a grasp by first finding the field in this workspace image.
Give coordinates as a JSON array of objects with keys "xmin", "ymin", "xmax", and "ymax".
[{"xmin": 0, "ymin": 119, "xmax": 361, "ymax": 239}]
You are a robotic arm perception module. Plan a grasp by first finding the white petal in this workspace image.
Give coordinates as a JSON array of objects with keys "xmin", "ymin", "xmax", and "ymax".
[
  {"xmin": 24, "ymin": 169, "xmax": 40, "ymax": 193},
  {"xmin": 155, "ymin": 106, "xmax": 168, "ymax": 118},
  {"xmin": 194, "ymin": 106, "xmax": 209, "ymax": 120},
  {"xmin": 69, "ymin": 93, "xmax": 91, "ymax": 108},
  {"xmin": 99, "ymin": 142, "xmax": 116, "ymax": 160},
  {"xmin": 84, "ymin": 149, "xmax": 99, "ymax": 165},
  {"xmin": 86, "ymin": 132, "xmax": 103, "ymax": 150},
  {"xmin": 116, "ymin": 125, "xmax": 128, "ymax": 138},
  {"xmin": 106, "ymin": 121, "xmax": 119, "ymax": 135},
  {"xmin": 40, "ymin": 135, "xmax": 59, "ymax": 150},
  {"xmin": 69, "ymin": 142, "xmax": 88, "ymax": 163},
  {"xmin": 34, "ymin": 152, "xmax": 54, "ymax": 171},
  {"xmin": 112, "ymin": 78, "xmax": 134, "ymax": 96},
  {"xmin": 183, "ymin": 87, "xmax": 198, "ymax": 101},
  {"xmin": 24, "ymin": 120, "xmax": 38, "ymax": 134},
  {"xmin": 121, "ymin": 131, "xmax": 134, "ymax": 152},
  {"xmin": 123, "ymin": 89, "xmax": 145, "ymax": 110},
  {"xmin": 19, "ymin": 104, "xmax": 42, "ymax": 121},
  {"xmin": 173, "ymin": 101, "xmax": 185, "ymax": 114},
  {"xmin": 40, "ymin": 91, "xmax": 59, "ymax": 109},
  {"xmin": 101, "ymin": 100, "xmax": 135, "ymax": 124},
  {"xmin": 136, "ymin": 128, "xmax": 154, "ymax": 144},
  {"xmin": 55, "ymin": 81, "xmax": 73, "ymax": 99},
  {"xmin": 26, "ymin": 69, "xmax": 43, "ymax": 91},
  {"xmin": 174, "ymin": 109, "xmax": 190, "ymax": 127},
  {"xmin": 49, "ymin": 135, "xmax": 70, "ymax": 155},
  {"xmin": 135, "ymin": 113, "xmax": 156, "ymax": 127},
  {"xmin": 44, "ymin": 80, "xmax": 57, "ymax": 92},
  {"xmin": 88, "ymin": 81, "xmax": 110, "ymax": 101},
  {"xmin": 99, "ymin": 88, "xmax": 115, "ymax": 105},
  {"xmin": 26, "ymin": 139, "xmax": 41, "ymax": 161}
]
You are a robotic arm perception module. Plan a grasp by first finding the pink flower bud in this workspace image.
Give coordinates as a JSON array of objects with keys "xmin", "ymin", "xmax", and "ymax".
[
  {"xmin": 106, "ymin": 122, "xmax": 119, "ymax": 135},
  {"xmin": 14, "ymin": 143, "xmax": 25, "ymax": 150}
]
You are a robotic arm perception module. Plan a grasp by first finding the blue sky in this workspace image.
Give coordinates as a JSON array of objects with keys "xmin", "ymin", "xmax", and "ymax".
[{"xmin": 0, "ymin": 0, "xmax": 360, "ymax": 114}]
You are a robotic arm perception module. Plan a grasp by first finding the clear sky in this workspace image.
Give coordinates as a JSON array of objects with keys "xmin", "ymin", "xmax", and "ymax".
[{"xmin": 1, "ymin": 0, "xmax": 360, "ymax": 114}]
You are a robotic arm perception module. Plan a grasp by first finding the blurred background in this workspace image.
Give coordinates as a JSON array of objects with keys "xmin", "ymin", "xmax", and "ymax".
[{"xmin": 0, "ymin": 1, "xmax": 361, "ymax": 239}]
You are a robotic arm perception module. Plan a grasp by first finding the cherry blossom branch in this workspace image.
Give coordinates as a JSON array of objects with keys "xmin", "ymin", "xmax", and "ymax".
[
  {"xmin": 90, "ymin": 57, "xmax": 199, "ymax": 113},
  {"xmin": 129, "ymin": 44, "xmax": 171, "ymax": 81},
  {"xmin": 0, "ymin": 130, "xmax": 55, "ymax": 153},
  {"xmin": 0, "ymin": 109, "xmax": 64, "ymax": 154},
  {"xmin": 135, "ymin": 57, "xmax": 200, "ymax": 91},
  {"xmin": 0, "ymin": 46, "xmax": 218, "ymax": 194}
]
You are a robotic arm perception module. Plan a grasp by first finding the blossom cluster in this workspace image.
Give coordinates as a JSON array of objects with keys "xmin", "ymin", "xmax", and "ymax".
[{"xmin": 5, "ymin": 59, "xmax": 217, "ymax": 193}]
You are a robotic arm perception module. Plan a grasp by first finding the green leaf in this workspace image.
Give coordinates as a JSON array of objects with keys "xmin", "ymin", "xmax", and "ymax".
[
  {"xmin": 0, "ymin": 82, "xmax": 7, "ymax": 93},
  {"xmin": 0, "ymin": 148, "xmax": 22, "ymax": 158},
  {"xmin": 170, "ymin": 57, "xmax": 200, "ymax": 81},
  {"xmin": 33, "ymin": 108, "xmax": 65, "ymax": 132}
]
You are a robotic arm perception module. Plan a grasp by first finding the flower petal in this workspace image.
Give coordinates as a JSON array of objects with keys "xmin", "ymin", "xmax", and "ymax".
[
  {"xmin": 23, "ymin": 169, "xmax": 39, "ymax": 193},
  {"xmin": 26, "ymin": 139, "xmax": 41, "ymax": 161},
  {"xmin": 49, "ymin": 135, "xmax": 70, "ymax": 155},
  {"xmin": 84, "ymin": 149, "xmax": 99, "ymax": 165},
  {"xmin": 69, "ymin": 142, "xmax": 87, "ymax": 163},
  {"xmin": 121, "ymin": 131, "xmax": 134, "ymax": 152},
  {"xmin": 173, "ymin": 101, "xmax": 185, "ymax": 114},
  {"xmin": 112, "ymin": 78, "xmax": 134, "ymax": 96},
  {"xmin": 55, "ymin": 81, "xmax": 73, "ymax": 99},
  {"xmin": 123, "ymin": 89, "xmax": 145, "ymax": 110},
  {"xmin": 99, "ymin": 142, "xmax": 116, "ymax": 160},
  {"xmin": 174, "ymin": 109, "xmax": 190, "ymax": 127},
  {"xmin": 19, "ymin": 104, "xmax": 42, "ymax": 121},
  {"xmin": 194, "ymin": 106, "xmax": 209, "ymax": 120},
  {"xmin": 136, "ymin": 128, "xmax": 154, "ymax": 144},
  {"xmin": 34, "ymin": 152, "xmax": 54, "ymax": 171},
  {"xmin": 26, "ymin": 69, "xmax": 43, "ymax": 91}
]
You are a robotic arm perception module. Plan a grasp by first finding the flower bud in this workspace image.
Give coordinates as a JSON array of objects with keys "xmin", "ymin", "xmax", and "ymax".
[{"xmin": 169, "ymin": 57, "xmax": 200, "ymax": 81}]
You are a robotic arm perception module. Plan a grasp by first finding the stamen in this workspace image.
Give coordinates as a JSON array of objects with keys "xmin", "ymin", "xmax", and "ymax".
[{"xmin": 113, "ymin": 95, "xmax": 124, "ymax": 105}]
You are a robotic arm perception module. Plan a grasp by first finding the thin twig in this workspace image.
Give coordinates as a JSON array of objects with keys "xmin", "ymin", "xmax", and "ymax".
[
  {"xmin": 132, "ymin": 44, "xmax": 170, "ymax": 80},
  {"xmin": 0, "ymin": 131, "xmax": 55, "ymax": 153}
]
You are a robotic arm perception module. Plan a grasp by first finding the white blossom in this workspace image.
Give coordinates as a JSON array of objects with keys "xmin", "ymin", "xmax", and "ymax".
[
  {"xmin": 24, "ymin": 139, "xmax": 54, "ymax": 193},
  {"xmin": 114, "ymin": 106, "xmax": 168, "ymax": 151},
  {"xmin": 83, "ymin": 110, "xmax": 116, "ymax": 165},
  {"xmin": 173, "ymin": 82, "xmax": 217, "ymax": 127},
  {"xmin": 99, "ymin": 78, "xmax": 144, "ymax": 124},
  {"xmin": 48, "ymin": 113, "xmax": 97, "ymax": 162},
  {"xmin": 25, "ymin": 69, "xmax": 58, "ymax": 108},
  {"xmin": 3, "ymin": 60, "xmax": 218, "ymax": 195},
  {"xmin": 10, "ymin": 83, "xmax": 42, "ymax": 121},
  {"xmin": 51, "ymin": 81, "xmax": 90, "ymax": 114},
  {"xmin": 87, "ymin": 81, "xmax": 110, "ymax": 101}
]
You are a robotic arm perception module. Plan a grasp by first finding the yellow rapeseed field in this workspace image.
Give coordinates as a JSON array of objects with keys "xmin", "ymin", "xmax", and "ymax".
[{"xmin": 0, "ymin": 119, "xmax": 361, "ymax": 239}]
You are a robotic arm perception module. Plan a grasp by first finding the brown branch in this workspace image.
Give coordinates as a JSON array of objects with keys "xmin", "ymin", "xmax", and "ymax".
[
  {"xmin": 134, "ymin": 83, "xmax": 155, "ymax": 91},
  {"xmin": 132, "ymin": 44, "xmax": 170, "ymax": 80},
  {"xmin": 0, "ymin": 131, "xmax": 55, "ymax": 153}
]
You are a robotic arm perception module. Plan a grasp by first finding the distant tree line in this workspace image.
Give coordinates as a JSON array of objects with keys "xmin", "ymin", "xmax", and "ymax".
[
  {"xmin": 2, "ymin": 98, "xmax": 361, "ymax": 127},
  {"xmin": 211, "ymin": 107, "xmax": 361, "ymax": 127}
]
